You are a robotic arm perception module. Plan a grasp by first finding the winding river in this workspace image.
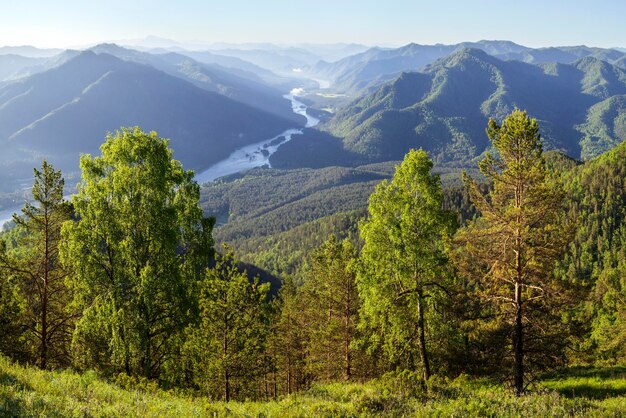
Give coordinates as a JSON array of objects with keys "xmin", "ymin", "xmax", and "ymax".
[
  {"xmin": 194, "ymin": 90, "xmax": 319, "ymax": 183},
  {"xmin": 0, "ymin": 88, "xmax": 319, "ymax": 228}
]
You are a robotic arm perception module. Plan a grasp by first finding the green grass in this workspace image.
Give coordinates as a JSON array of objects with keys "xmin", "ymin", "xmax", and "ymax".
[
  {"xmin": 1, "ymin": 356, "xmax": 626, "ymax": 417},
  {"xmin": 542, "ymin": 366, "xmax": 626, "ymax": 400}
]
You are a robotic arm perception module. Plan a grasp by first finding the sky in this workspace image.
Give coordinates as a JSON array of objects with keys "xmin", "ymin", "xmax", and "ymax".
[{"xmin": 0, "ymin": 0, "xmax": 624, "ymax": 49}]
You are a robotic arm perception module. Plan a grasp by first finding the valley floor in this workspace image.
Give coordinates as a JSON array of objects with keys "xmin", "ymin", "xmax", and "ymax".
[{"xmin": 1, "ymin": 356, "xmax": 625, "ymax": 417}]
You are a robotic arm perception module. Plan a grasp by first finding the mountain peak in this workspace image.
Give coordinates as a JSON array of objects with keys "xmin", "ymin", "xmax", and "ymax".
[
  {"xmin": 575, "ymin": 55, "xmax": 609, "ymax": 68},
  {"xmin": 52, "ymin": 49, "xmax": 132, "ymax": 75},
  {"xmin": 90, "ymin": 43, "xmax": 125, "ymax": 51},
  {"xmin": 427, "ymin": 47, "xmax": 493, "ymax": 70},
  {"xmin": 88, "ymin": 43, "xmax": 139, "ymax": 58}
]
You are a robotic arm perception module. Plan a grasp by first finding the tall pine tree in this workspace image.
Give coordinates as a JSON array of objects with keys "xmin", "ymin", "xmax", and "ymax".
[
  {"xmin": 269, "ymin": 277, "xmax": 308, "ymax": 395},
  {"xmin": 0, "ymin": 161, "xmax": 73, "ymax": 368},
  {"xmin": 185, "ymin": 246, "xmax": 271, "ymax": 401},
  {"xmin": 302, "ymin": 236, "xmax": 363, "ymax": 381},
  {"xmin": 454, "ymin": 110, "xmax": 572, "ymax": 395}
]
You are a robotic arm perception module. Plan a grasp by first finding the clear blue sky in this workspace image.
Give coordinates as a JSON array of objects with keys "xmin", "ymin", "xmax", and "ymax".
[{"xmin": 1, "ymin": 0, "xmax": 624, "ymax": 48}]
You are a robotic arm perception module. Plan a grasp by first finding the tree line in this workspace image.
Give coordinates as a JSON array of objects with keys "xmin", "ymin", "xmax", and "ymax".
[{"xmin": 0, "ymin": 111, "xmax": 621, "ymax": 401}]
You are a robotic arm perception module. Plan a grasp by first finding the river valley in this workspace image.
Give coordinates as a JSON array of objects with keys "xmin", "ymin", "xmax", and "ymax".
[
  {"xmin": 1, "ymin": 88, "xmax": 320, "ymax": 228},
  {"xmin": 194, "ymin": 90, "xmax": 319, "ymax": 183}
]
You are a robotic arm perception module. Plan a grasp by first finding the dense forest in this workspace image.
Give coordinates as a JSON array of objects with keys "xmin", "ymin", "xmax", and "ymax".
[{"xmin": 1, "ymin": 112, "xmax": 626, "ymax": 415}]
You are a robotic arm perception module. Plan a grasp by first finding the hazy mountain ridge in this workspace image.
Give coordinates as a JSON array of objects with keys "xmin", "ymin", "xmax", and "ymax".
[
  {"xmin": 0, "ymin": 51, "xmax": 295, "ymax": 191},
  {"xmin": 0, "ymin": 46, "xmax": 64, "ymax": 58},
  {"xmin": 277, "ymin": 48, "xmax": 626, "ymax": 168},
  {"xmin": 0, "ymin": 43, "xmax": 306, "ymax": 123},
  {"xmin": 0, "ymin": 50, "xmax": 82, "ymax": 83},
  {"xmin": 87, "ymin": 43, "xmax": 303, "ymax": 124},
  {"xmin": 0, "ymin": 55, "xmax": 46, "ymax": 81},
  {"xmin": 308, "ymin": 41, "xmax": 626, "ymax": 97}
]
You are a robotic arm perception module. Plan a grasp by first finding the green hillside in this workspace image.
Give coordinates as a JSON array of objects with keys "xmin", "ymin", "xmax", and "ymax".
[
  {"xmin": 278, "ymin": 49, "xmax": 626, "ymax": 169},
  {"xmin": 199, "ymin": 163, "xmax": 479, "ymax": 277}
]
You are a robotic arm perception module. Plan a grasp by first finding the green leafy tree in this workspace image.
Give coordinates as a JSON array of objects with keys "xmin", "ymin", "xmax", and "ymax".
[
  {"xmin": 455, "ymin": 110, "xmax": 571, "ymax": 395},
  {"xmin": 302, "ymin": 235, "xmax": 364, "ymax": 381},
  {"xmin": 0, "ymin": 161, "xmax": 73, "ymax": 368},
  {"xmin": 552, "ymin": 141, "xmax": 626, "ymax": 363},
  {"xmin": 590, "ymin": 261, "xmax": 626, "ymax": 362},
  {"xmin": 185, "ymin": 246, "xmax": 272, "ymax": 401},
  {"xmin": 0, "ymin": 260, "xmax": 26, "ymax": 361},
  {"xmin": 357, "ymin": 149, "xmax": 455, "ymax": 381},
  {"xmin": 61, "ymin": 127, "xmax": 213, "ymax": 379}
]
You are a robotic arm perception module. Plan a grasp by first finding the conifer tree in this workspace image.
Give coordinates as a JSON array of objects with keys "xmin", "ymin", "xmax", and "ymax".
[
  {"xmin": 0, "ymin": 161, "xmax": 73, "ymax": 369},
  {"xmin": 302, "ymin": 236, "xmax": 362, "ymax": 381},
  {"xmin": 185, "ymin": 246, "xmax": 271, "ymax": 401},
  {"xmin": 270, "ymin": 277, "xmax": 308, "ymax": 395},
  {"xmin": 455, "ymin": 110, "xmax": 571, "ymax": 395},
  {"xmin": 0, "ymin": 265, "xmax": 25, "ymax": 360}
]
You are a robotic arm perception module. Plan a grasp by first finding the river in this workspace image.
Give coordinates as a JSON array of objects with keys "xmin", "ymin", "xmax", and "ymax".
[
  {"xmin": 0, "ymin": 88, "xmax": 320, "ymax": 228},
  {"xmin": 194, "ymin": 90, "xmax": 319, "ymax": 183}
]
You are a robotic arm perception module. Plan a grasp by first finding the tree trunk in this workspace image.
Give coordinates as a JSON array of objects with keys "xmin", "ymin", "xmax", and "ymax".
[
  {"xmin": 514, "ymin": 207, "xmax": 524, "ymax": 396},
  {"xmin": 223, "ymin": 311, "xmax": 230, "ymax": 402},
  {"xmin": 514, "ymin": 282, "xmax": 524, "ymax": 396},
  {"xmin": 345, "ymin": 336, "xmax": 351, "ymax": 380},
  {"xmin": 273, "ymin": 368, "xmax": 277, "ymax": 399},
  {"xmin": 40, "ymin": 209, "xmax": 50, "ymax": 369},
  {"xmin": 287, "ymin": 354, "xmax": 292, "ymax": 394},
  {"xmin": 344, "ymin": 286, "xmax": 351, "ymax": 380},
  {"xmin": 144, "ymin": 332, "xmax": 151, "ymax": 379},
  {"xmin": 417, "ymin": 290, "xmax": 431, "ymax": 381},
  {"xmin": 41, "ymin": 289, "xmax": 48, "ymax": 369},
  {"xmin": 225, "ymin": 369, "xmax": 230, "ymax": 402},
  {"xmin": 123, "ymin": 327, "xmax": 131, "ymax": 376}
]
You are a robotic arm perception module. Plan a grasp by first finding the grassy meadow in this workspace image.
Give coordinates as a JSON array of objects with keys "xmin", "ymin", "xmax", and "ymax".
[{"xmin": 1, "ymin": 355, "xmax": 625, "ymax": 417}]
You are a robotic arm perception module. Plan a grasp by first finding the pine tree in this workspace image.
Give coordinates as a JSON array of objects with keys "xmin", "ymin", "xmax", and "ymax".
[
  {"xmin": 0, "ymin": 161, "xmax": 73, "ymax": 368},
  {"xmin": 185, "ymin": 246, "xmax": 271, "ymax": 401},
  {"xmin": 302, "ymin": 236, "xmax": 362, "ymax": 381},
  {"xmin": 454, "ymin": 110, "xmax": 572, "ymax": 395},
  {"xmin": 0, "ymin": 247, "xmax": 27, "ymax": 362},
  {"xmin": 270, "ymin": 277, "xmax": 308, "ymax": 395}
]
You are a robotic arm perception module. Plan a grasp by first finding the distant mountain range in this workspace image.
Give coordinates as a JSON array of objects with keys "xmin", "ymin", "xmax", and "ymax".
[
  {"xmin": 87, "ymin": 44, "xmax": 303, "ymax": 124},
  {"xmin": 309, "ymin": 41, "xmax": 626, "ymax": 96},
  {"xmin": 0, "ymin": 54, "xmax": 46, "ymax": 81},
  {"xmin": 275, "ymin": 48, "xmax": 626, "ymax": 167},
  {"xmin": 1, "ymin": 39, "xmax": 625, "ymax": 196},
  {"xmin": 0, "ymin": 46, "xmax": 64, "ymax": 58},
  {"xmin": 0, "ymin": 50, "xmax": 80, "ymax": 83},
  {"xmin": 0, "ymin": 50, "xmax": 296, "ymax": 192},
  {"xmin": 119, "ymin": 37, "xmax": 370, "ymax": 71}
]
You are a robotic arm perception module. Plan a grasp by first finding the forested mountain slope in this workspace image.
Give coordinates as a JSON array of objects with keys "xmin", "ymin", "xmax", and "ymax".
[
  {"xmin": 88, "ymin": 44, "xmax": 303, "ymax": 124},
  {"xmin": 199, "ymin": 163, "xmax": 476, "ymax": 277},
  {"xmin": 0, "ymin": 51, "xmax": 295, "ymax": 192},
  {"xmin": 558, "ymin": 140, "xmax": 626, "ymax": 361},
  {"xmin": 306, "ymin": 49, "xmax": 626, "ymax": 166},
  {"xmin": 203, "ymin": 141, "xmax": 626, "ymax": 299},
  {"xmin": 309, "ymin": 41, "xmax": 626, "ymax": 96}
]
